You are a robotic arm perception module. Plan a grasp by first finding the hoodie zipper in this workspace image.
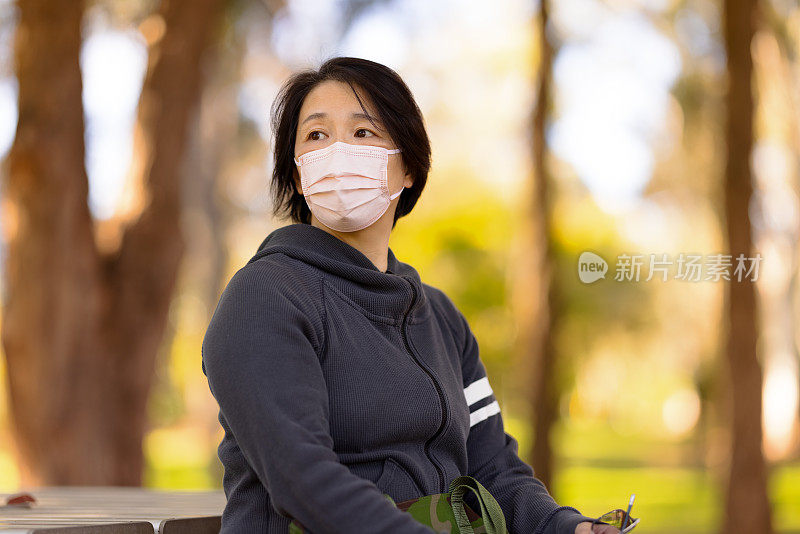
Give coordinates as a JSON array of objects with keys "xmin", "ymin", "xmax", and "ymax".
[{"xmin": 400, "ymin": 277, "xmax": 448, "ymax": 492}]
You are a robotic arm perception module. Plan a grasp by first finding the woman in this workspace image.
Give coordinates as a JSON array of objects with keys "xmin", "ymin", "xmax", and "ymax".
[{"xmin": 202, "ymin": 56, "xmax": 621, "ymax": 534}]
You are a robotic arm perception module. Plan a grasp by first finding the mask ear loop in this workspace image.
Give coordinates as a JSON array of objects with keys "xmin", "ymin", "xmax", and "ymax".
[{"xmin": 386, "ymin": 148, "xmax": 404, "ymax": 200}]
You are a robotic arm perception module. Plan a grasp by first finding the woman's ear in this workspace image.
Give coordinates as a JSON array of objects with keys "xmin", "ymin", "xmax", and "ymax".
[
  {"xmin": 293, "ymin": 169, "xmax": 303, "ymax": 196},
  {"xmin": 402, "ymin": 159, "xmax": 413, "ymax": 188}
]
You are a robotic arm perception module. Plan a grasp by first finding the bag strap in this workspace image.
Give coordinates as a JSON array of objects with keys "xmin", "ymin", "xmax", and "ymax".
[{"xmin": 448, "ymin": 476, "xmax": 507, "ymax": 534}]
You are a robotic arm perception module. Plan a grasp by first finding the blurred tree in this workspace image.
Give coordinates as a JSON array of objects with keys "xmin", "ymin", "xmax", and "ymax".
[
  {"xmin": 147, "ymin": 0, "xmax": 251, "ymax": 434},
  {"xmin": 2, "ymin": 0, "xmax": 223, "ymax": 485},
  {"xmin": 649, "ymin": 0, "xmax": 730, "ymax": 478},
  {"xmin": 720, "ymin": 0, "xmax": 772, "ymax": 531},
  {"xmin": 149, "ymin": 0, "xmax": 285, "ymax": 436},
  {"xmin": 517, "ymin": 0, "xmax": 558, "ymax": 489}
]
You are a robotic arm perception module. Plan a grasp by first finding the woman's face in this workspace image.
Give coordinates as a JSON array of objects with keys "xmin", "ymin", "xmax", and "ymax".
[{"xmin": 293, "ymin": 80, "xmax": 412, "ymax": 200}]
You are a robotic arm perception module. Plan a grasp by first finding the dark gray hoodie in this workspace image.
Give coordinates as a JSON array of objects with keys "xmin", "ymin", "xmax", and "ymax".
[{"xmin": 201, "ymin": 222, "xmax": 595, "ymax": 533}]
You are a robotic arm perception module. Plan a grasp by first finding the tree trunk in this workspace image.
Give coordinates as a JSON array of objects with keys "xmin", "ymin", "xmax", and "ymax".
[
  {"xmin": 721, "ymin": 0, "xmax": 773, "ymax": 531},
  {"xmin": 523, "ymin": 0, "xmax": 558, "ymax": 490},
  {"xmin": 3, "ymin": 0, "xmax": 109, "ymax": 485},
  {"xmin": 2, "ymin": 0, "xmax": 222, "ymax": 486}
]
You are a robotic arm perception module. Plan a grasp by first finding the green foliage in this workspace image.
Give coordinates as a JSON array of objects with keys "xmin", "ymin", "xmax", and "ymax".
[{"xmin": 391, "ymin": 172, "xmax": 516, "ymax": 382}]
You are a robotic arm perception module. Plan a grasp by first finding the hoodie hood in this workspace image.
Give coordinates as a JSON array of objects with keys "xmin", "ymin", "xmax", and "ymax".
[{"xmin": 247, "ymin": 223, "xmax": 428, "ymax": 322}]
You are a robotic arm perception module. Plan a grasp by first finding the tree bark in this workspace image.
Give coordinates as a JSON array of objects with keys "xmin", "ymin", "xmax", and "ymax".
[
  {"xmin": 3, "ymin": 0, "xmax": 109, "ymax": 485},
  {"xmin": 3, "ymin": 0, "xmax": 222, "ymax": 485},
  {"xmin": 523, "ymin": 0, "xmax": 558, "ymax": 490},
  {"xmin": 721, "ymin": 0, "xmax": 773, "ymax": 531}
]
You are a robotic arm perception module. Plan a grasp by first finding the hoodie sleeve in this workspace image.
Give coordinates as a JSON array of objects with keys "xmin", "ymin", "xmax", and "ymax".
[
  {"xmin": 453, "ymin": 307, "xmax": 597, "ymax": 534},
  {"xmin": 201, "ymin": 258, "xmax": 434, "ymax": 534}
]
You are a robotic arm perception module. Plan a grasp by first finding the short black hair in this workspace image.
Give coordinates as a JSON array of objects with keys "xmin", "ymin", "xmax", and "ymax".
[{"xmin": 269, "ymin": 56, "xmax": 431, "ymax": 229}]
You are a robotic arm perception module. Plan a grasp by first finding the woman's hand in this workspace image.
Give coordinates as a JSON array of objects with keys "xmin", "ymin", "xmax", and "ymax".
[{"xmin": 575, "ymin": 521, "xmax": 621, "ymax": 533}]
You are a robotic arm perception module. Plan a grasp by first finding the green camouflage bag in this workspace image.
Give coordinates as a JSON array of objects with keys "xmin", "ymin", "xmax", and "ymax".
[{"xmin": 288, "ymin": 475, "xmax": 507, "ymax": 534}]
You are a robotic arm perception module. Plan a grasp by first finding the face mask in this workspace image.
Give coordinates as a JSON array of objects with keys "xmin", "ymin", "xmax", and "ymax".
[{"xmin": 294, "ymin": 141, "xmax": 404, "ymax": 232}]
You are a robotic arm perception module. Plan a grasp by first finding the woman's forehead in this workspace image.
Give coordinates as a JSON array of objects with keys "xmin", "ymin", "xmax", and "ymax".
[{"xmin": 299, "ymin": 80, "xmax": 377, "ymax": 122}]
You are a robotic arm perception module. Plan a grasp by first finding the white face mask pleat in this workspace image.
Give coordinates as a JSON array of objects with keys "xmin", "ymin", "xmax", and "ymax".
[{"xmin": 295, "ymin": 141, "xmax": 404, "ymax": 232}]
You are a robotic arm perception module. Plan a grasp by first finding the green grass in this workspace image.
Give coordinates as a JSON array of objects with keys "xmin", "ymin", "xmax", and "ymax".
[
  {"xmin": 505, "ymin": 416, "xmax": 800, "ymax": 533},
  {"xmin": 772, "ymin": 464, "xmax": 800, "ymax": 532},
  {"xmin": 135, "ymin": 414, "xmax": 800, "ymax": 532},
  {"xmin": 553, "ymin": 464, "xmax": 800, "ymax": 533},
  {"xmin": 554, "ymin": 465, "xmax": 720, "ymax": 532}
]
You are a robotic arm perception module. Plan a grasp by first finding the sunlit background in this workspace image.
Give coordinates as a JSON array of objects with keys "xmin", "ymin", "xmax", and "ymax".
[{"xmin": 0, "ymin": 0, "xmax": 799, "ymax": 532}]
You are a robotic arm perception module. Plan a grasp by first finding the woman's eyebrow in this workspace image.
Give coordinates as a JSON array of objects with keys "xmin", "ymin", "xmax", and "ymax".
[
  {"xmin": 298, "ymin": 111, "xmax": 384, "ymax": 129},
  {"xmin": 300, "ymin": 112, "xmax": 326, "ymax": 126},
  {"xmin": 351, "ymin": 112, "xmax": 382, "ymax": 124}
]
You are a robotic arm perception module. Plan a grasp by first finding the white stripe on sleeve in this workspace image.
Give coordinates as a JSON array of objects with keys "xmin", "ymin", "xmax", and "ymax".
[
  {"xmin": 463, "ymin": 377, "xmax": 493, "ymax": 406},
  {"xmin": 469, "ymin": 400, "xmax": 501, "ymax": 427}
]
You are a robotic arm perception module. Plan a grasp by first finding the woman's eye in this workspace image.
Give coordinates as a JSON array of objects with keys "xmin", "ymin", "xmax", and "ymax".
[
  {"xmin": 307, "ymin": 130, "xmax": 324, "ymax": 141},
  {"xmin": 354, "ymin": 128, "xmax": 375, "ymax": 138}
]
